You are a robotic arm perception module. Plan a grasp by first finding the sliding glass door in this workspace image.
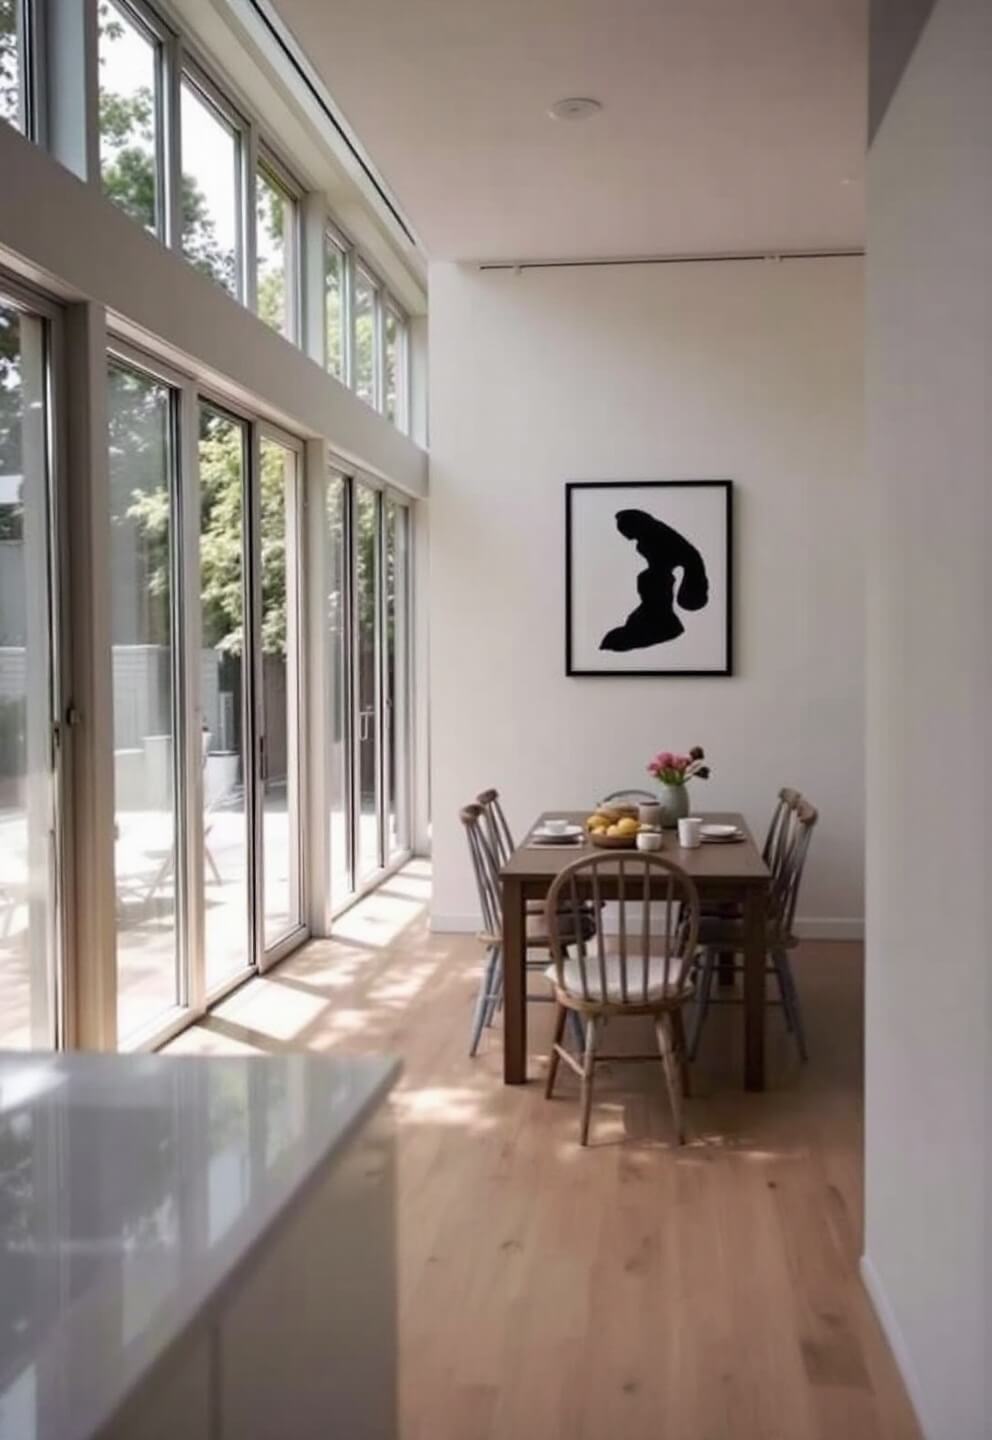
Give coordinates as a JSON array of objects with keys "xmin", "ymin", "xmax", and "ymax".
[
  {"xmin": 354, "ymin": 482, "xmax": 381, "ymax": 885},
  {"xmin": 325, "ymin": 474, "xmax": 412, "ymax": 911},
  {"xmin": 198, "ymin": 404, "xmax": 251, "ymax": 992},
  {"xmin": 0, "ymin": 291, "xmax": 61, "ymax": 1049},
  {"xmin": 258, "ymin": 435, "xmax": 302, "ymax": 953},
  {"xmin": 384, "ymin": 498, "xmax": 411, "ymax": 861},
  {"xmin": 108, "ymin": 359, "xmax": 182, "ymax": 1042}
]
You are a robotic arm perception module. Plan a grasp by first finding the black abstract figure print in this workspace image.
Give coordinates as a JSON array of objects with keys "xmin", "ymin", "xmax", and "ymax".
[{"xmin": 600, "ymin": 509, "xmax": 709, "ymax": 652}]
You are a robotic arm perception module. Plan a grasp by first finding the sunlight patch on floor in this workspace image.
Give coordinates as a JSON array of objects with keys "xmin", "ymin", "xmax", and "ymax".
[
  {"xmin": 331, "ymin": 893, "xmax": 425, "ymax": 948},
  {"xmin": 212, "ymin": 976, "xmax": 329, "ymax": 1042},
  {"xmin": 392, "ymin": 1085, "xmax": 498, "ymax": 1130}
]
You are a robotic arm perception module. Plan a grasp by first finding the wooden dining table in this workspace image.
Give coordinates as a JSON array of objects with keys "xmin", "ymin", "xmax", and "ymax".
[{"xmin": 499, "ymin": 810, "xmax": 772, "ymax": 1090}]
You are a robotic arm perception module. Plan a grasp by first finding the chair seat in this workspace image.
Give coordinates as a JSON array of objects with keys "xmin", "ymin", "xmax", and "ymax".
[
  {"xmin": 526, "ymin": 910, "xmax": 597, "ymax": 949},
  {"xmin": 546, "ymin": 953, "xmax": 692, "ymax": 1005}
]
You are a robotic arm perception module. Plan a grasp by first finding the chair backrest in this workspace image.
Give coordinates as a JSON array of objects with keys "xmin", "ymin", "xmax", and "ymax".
[
  {"xmin": 769, "ymin": 797, "xmax": 818, "ymax": 942},
  {"xmin": 763, "ymin": 787, "xmax": 802, "ymax": 873},
  {"xmin": 476, "ymin": 788, "xmax": 515, "ymax": 867},
  {"xmin": 544, "ymin": 852, "xmax": 700, "ymax": 1007},
  {"xmin": 460, "ymin": 804, "xmax": 503, "ymax": 939},
  {"xmin": 599, "ymin": 788, "xmax": 657, "ymax": 807}
]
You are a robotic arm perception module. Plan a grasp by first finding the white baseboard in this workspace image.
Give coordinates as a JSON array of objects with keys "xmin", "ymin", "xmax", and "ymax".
[
  {"xmin": 860, "ymin": 1255, "xmax": 932, "ymax": 1439},
  {"xmin": 431, "ymin": 911, "xmax": 864, "ymax": 942},
  {"xmin": 794, "ymin": 917, "xmax": 864, "ymax": 941}
]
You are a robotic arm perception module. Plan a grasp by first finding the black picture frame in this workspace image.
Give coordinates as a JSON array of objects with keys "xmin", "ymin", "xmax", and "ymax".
[{"xmin": 565, "ymin": 480, "xmax": 734, "ymax": 677}]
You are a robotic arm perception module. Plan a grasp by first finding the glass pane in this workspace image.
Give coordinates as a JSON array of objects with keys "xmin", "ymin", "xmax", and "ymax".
[
  {"xmin": 384, "ymin": 501, "xmax": 409, "ymax": 858},
  {"xmin": 181, "ymin": 77, "xmax": 240, "ymax": 296},
  {"xmin": 324, "ymin": 237, "xmax": 344, "ymax": 381},
  {"xmin": 256, "ymin": 165, "xmax": 295, "ymax": 339},
  {"xmin": 198, "ymin": 405, "xmax": 250, "ymax": 990},
  {"xmin": 326, "ymin": 474, "xmax": 350, "ymax": 909},
  {"xmin": 98, "ymin": 0, "xmax": 161, "ymax": 234},
  {"xmin": 353, "ymin": 269, "xmax": 376, "ymax": 406},
  {"xmin": 354, "ymin": 484, "xmax": 379, "ymax": 881},
  {"xmin": 384, "ymin": 309, "xmax": 402, "ymax": 427},
  {"xmin": 108, "ymin": 361, "xmax": 180, "ymax": 1040},
  {"xmin": 0, "ymin": 0, "xmax": 25, "ymax": 131},
  {"xmin": 0, "ymin": 299, "xmax": 54, "ymax": 1048},
  {"xmin": 259, "ymin": 437, "xmax": 300, "ymax": 949}
]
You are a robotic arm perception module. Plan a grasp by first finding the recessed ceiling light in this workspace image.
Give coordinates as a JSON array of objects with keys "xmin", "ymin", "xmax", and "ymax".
[{"xmin": 549, "ymin": 97, "xmax": 603, "ymax": 122}]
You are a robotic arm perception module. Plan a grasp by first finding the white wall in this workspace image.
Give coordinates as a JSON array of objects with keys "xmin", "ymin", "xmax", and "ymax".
[
  {"xmin": 429, "ymin": 257, "xmax": 865, "ymax": 932},
  {"xmin": 864, "ymin": 0, "xmax": 990, "ymax": 1434}
]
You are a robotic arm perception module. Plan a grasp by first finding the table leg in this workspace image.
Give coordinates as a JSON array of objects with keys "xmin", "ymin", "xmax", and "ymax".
[
  {"xmin": 742, "ymin": 887, "xmax": 768, "ymax": 1091},
  {"xmin": 502, "ymin": 876, "xmax": 527, "ymax": 1084}
]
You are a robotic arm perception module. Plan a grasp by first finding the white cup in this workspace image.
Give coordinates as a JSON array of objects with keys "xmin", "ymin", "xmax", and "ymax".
[
  {"xmin": 636, "ymin": 829, "xmax": 663, "ymax": 852},
  {"xmin": 677, "ymin": 816, "xmax": 702, "ymax": 849},
  {"xmin": 545, "ymin": 818, "xmax": 568, "ymax": 835}
]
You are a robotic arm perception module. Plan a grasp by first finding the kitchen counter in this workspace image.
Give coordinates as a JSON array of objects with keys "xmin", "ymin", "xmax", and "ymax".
[{"xmin": 0, "ymin": 1050, "xmax": 399, "ymax": 1440}]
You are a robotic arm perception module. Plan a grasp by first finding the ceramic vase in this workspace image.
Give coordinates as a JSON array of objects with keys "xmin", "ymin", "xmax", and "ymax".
[{"xmin": 658, "ymin": 783, "xmax": 690, "ymax": 830}]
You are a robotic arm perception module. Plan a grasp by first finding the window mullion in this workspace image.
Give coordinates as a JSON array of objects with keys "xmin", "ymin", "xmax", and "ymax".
[
  {"xmin": 164, "ymin": 31, "xmax": 184, "ymax": 251},
  {"xmin": 374, "ymin": 283, "xmax": 386, "ymax": 414},
  {"xmin": 243, "ymin": 121, "xmax": 258, "ymax": 311},
  {"xmin": 343, "ymin": 246, "xmax": 355, "ymax": 390}
]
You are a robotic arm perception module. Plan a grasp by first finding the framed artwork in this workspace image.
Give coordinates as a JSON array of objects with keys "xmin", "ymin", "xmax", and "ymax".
[{"xmin": 565, "ymin": 480, "xmax": 733, "ymax": 676}]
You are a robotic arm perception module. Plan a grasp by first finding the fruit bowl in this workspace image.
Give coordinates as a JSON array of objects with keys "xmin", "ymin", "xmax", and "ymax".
[
  {"xmin": 588, "ymin": 830, "xmax": 639, "ymax": 850},
  {"xmin": 594, "ymin": 803, "xmax": 639, "ymax": 822}
]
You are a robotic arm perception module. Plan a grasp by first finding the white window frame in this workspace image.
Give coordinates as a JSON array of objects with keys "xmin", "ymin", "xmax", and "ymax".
[
  {"xmin": 255, "ymin": 142, "xmax": 303, "ymax": 343},
  {"xmin": 177, "ymin": 55, "xmax": 250, "ymax": 302},
  {"xmin": 97, "ymin": 0, "xmax": 173, "ymax": 241},
  {"xmin": 323, "ymin": 219, "xmax": 351, "ymax": 385},
  {"xmin": 383, "ymin": 295, "xmax": 409, "ymax": 433},
  {"xmin": 352, "ymin": 259, "xmax": 382, "ymax": 412}
]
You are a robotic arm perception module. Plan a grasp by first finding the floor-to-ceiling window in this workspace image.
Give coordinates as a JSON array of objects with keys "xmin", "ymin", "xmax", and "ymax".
[
  {"xmin": 325, "ymin": 471, "xmax": 350, "ymax": 913},
  {"xmin": 353, "ymin": 481, "xmax": 380, "ymax": 885},
  {"xmin": 0, "ymin": 285, "xmax": 61, "ymax": 1049},
  {"xmin": 324, "ymin": 473, "xmax": 412, "ymax": 911},
  {"xmin": 198, "ymin": 402, "xmax": 251, "ymax": 993},
  {"xmin": 258, "ymin": 433, "xmax": 302, "ymax": 953},
  {"xmin": 107, "ymin": 356, "xmax": 182, "ymax": 1042},
  {"xmin": 384, "ymin": 497, "xmax": 411, "ymax": 860}
]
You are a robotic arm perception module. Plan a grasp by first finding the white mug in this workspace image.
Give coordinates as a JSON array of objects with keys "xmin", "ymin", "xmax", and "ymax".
[
  {"xmin": 636, "ymin": 829, "xmax": 663, "ymax": 852},
  {"xmin": 545, "ymin": 818, "xmax": 568, "ymax": 835},
  {"xmin": 677, "ymin": 816, "xmax": 702, "ymax": 849}
]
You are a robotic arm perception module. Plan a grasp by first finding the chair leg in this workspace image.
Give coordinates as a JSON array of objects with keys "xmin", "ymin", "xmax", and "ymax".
[
  {"xmin": 770, "ymin": 949, "xmax": 795, "ymax": 1033},
  {"xmin": 717, "ymin": 950, "xmax": 736, "ymax": 987},
  {"xmin": 670, "ymin": 1008, "xmax": 691, "ymax": 1098},
  {"xmin": 656, "ymin": 1013, "xmax": 686, "ymax": 1145},
  {"xmin": 777, "ymin": 950, "xmax": 809, "ymax": 1063},
  {"xmin": 687, "ymin": 949, "xmax": 717, "ymax": 1061},
  {"xmin": 579, "ymin": 1016, "xmax": 599, "ymax": 1146},
  {"xmin": 469, "ymin": 944, "xmax": 501, "ymax": 1057},
  {"xmin": 485, "ymin": 948, "xmax": 504, "ymax": 1026},
  {"xmin": 545, "ymin": 1005, "xmax": 567, "ymax": 1099}
]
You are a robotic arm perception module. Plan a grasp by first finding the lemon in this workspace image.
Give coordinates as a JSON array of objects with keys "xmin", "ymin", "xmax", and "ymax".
[{"xmin": 616, "ymin": 817, "xmax": 640, "ymax": 836}]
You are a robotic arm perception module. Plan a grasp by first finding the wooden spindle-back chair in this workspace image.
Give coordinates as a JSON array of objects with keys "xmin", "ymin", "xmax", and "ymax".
[
  {"xmin": 460, "ymin": 805, "xmax": 594, "ymax": 1056},
  {"xmin": 543, "ymin": 852, "xmax": 700, "ymax": 1146},
  {"xmin": 689, "ymin": 796, "xmax": 819, "ymax": 1061}
]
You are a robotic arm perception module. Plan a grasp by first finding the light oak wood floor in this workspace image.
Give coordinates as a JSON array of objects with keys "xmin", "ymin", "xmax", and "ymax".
[{"xmin": 167, "ymin": 861, "xmax": 920, "ymax": 1440}]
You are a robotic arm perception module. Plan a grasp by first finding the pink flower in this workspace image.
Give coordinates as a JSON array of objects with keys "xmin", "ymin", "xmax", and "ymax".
[{"xmin": 657, "ymin": 751, "xmax": 674, "ymax": 770}]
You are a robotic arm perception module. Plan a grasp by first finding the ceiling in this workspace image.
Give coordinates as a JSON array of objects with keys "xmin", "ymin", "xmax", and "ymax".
[{"xmin": 272, "ymin": 0, "xmax": 867, "ymax": 263}]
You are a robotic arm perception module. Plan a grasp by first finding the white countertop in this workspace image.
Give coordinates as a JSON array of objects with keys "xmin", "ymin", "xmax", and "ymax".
[{"xmin": 0, "ymin": 1050, "xmax": 398, "ymax": 1440}]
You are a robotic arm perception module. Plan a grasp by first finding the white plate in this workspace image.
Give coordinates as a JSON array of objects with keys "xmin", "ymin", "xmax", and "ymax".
[
  {"xmin": 701, "ymin": 824, "xmax": 741, "ymax": 839},
  {"xmin": 530, "ymin": 824, "xmax": 584, "ymax": 843}
]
